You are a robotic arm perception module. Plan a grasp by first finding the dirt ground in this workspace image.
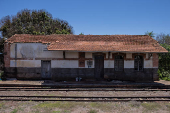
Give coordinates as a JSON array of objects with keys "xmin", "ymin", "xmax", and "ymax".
[
  {"xmin": 0, "ymin": 80, "xmax": 170, "ymax": 113},
  {"xmin": 0, "ymin": 90, "xmax": 170, "ymax": 113},
  {"xmin": 0, "ymin": 101, "xmax": 170, "ymax": 113},
  {"xmin": 0, "ymin": 90, "xmax": 170, "ymax": 97}
]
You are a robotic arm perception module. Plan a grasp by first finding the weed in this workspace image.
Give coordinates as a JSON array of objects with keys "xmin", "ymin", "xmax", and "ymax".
[
  {"xmin": 166, "ymin": 103, "xmax": 170, "ymax": 111},
  {"xmin": 35, "ymin": 102, "xmax": 79, "ymax": 110},
  {"xmin": 11, "ymin": 109, "xmax": 18, "ymax": 113},
  {"xmin": 130, "ymin": 101, "xmax": 141, "ymax": 108},
  {"xmin": 0, "ymin": 103, "xmax": 4, "ymax": 109},
  {"xmin": 88, "ymin": 109, "xmax": 98, "ymax": 113},
  {"xmin": 90, "ymin": 102, "xmax": 113, "ymax": 111},
  {"xmin": 141, "ymin": 102, "xmax": 161, "ymax": 111},
  {"xmin": 52, "ymin": 111, "xmax": 61, "ymax": 113}
]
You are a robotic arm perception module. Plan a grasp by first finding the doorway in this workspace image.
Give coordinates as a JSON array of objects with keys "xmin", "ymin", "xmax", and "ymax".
[
  {"xmin": 41, "ymin": 60, "xmax": 51, "ymax": 79},
  {"xmin": 94, "ymin": 55, "xmax": 104, "ymax": 80}
]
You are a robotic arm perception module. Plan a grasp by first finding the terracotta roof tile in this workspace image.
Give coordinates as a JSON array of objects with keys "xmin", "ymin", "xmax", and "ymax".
[{"xmin": 6, "ymin": 34, "xmax": 168, "ymax": 53}]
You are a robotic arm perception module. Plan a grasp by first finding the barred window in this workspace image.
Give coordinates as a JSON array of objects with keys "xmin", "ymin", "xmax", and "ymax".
[{"xmin": 134, "ymin": 55, "xmax": 143, "ymax": 71}]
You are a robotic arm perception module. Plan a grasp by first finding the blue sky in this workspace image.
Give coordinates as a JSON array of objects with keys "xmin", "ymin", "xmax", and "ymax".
[{"xmin": 0, "ymin": 0, "xmax": 170, "ymax": 36}]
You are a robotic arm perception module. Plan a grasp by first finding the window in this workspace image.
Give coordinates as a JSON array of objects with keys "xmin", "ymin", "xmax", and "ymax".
[
  {"xmin": 115, "ymin": 55, "xmax": 124, "ymax": 71},
  {"xmin": 134, "ymin": 55, "xmax": 143, "ymax": 71}
]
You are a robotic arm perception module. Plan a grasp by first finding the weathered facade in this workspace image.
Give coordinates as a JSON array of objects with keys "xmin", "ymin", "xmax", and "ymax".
[{"xmin": 4, "ymin": 34, "xmax": 168, "ymax": 82}]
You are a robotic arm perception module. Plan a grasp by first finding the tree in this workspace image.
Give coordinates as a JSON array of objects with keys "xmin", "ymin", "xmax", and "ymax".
[
  {"xmin": 156, "ymin": 33, "xmax": 170, "ymax": 81},
  {"xmin": 0, "ymin": 9, "xmax": 74, "ymax": 39},
  {"xmin": 145, "ymin": 31, "xmax": 155, "ymax": 37},
  {"xmin": 156, "ymin": 33, "xmax": 170, "ymax": 45},
  {"xmin": 79, "ymin": 32, "xmax": 84, "ymax": 35}
]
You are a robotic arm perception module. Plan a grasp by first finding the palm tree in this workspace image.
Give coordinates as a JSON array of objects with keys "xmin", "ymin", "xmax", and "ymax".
[{"xmin": 145, "ymin": 31, "xmax": 155, "ymax": 37}]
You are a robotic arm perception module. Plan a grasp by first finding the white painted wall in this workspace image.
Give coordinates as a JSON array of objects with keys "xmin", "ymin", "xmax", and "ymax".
[
  {"xmin": 10, "ymin": 46, "xmax": 154, "ymax": 68},
  {"xmin": 144, "ymin": 59, "xmax": 153, "ymax": 68},
  {"xmin": 10, "ymin": 43, "xmax": 63, "ymax": 59},
  {"xmin": 10, "ymin": 59, "xmax": 153, "ymax": 68},
  {"xmin": 124, "ymin": 60, "xmax": 134, "ymax": 68},
  {"xmin": 85, "ymin": 52, "xmax": 92, "ymax": 58},
  {"xmin": 104, "ymin": 60, "xmax": 114, "ymax": 68},
  {"xmin": 10, "ymin": 60, "xmax": 41, "ymax": 67},
  {"xmin": 65, "ymin": 52, "xmax": 78, "ymax": 58},
  {"xmin": 126, "ymin": 53, "xmax": 132, "ymax": 59},
  {"xmin": 51, "ymin": 60, "xmax": 79, "ymax": 68}
]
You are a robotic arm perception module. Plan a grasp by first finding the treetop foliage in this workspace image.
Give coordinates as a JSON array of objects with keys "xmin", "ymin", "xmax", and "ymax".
[
  {"xmin": 0, "ymin": 9, "xmax": 74, "ymax": 38},
  {"xmin": 156, "ymin": 33, "xmax": 170, "ymax": 45},
  {"xmin": 79, "ymin": 32, "xmax": 84, "ymax": 35},
  {"xmin": 156, "ymin": 33, "xmax": 170, "ymax": 81},
  {"xmin": 145, "ymin": 31, "xmax": 155, "ymax": 37}
]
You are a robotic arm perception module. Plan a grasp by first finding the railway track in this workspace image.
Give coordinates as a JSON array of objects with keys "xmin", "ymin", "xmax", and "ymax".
[
  {"xmin": 0, "ymin": 87, "xmax": 170, "ymax": 91},
  {"xmin": 0, "ymin": 84, "xmax": 170, "ymax": 89},
  {"xmin": 0, "ymin": 86, "xmax": 170, "ymax": 102},
  {"xmin": 0, "ymin": 95, "xmax": 170, "ymax": 102}
]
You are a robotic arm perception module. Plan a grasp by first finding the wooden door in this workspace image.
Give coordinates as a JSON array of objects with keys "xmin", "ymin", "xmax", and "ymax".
[
  {"xmin": 41, "ymin": 61, "xmax": 51, "ymax": 79},
  {"xmin": 115, "ymin": 55, "xmax": 124, "ymax": 71},
  {"xmin": 94, "ymin": 55, "xmax": 104, "ymax": 80}
]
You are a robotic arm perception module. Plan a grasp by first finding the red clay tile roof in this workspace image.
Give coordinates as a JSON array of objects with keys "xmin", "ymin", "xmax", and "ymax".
[{"xmin": 6, "ymin": 34, "xmax": 168, "ymax": 53}]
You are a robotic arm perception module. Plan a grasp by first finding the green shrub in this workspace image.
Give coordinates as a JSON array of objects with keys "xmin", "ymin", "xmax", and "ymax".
[{"xmin": 158, "ymin": 69, "xmax": 170, "ymax": 81}]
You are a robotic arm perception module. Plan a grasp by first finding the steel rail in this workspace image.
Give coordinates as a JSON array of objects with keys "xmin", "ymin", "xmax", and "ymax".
[
  {"xmin": 1, "ymin": 95, "xmax": 170, "ymax": 98},
  {"xmin": 0, "ymin": 84, "xmax": 170, "ymax": 89},
  {"xmin": 0, "ymin": 99, "xmax": 169, "ymax": 102},
  {"xmin": 0, "ymin": 88, "xmax": 170, "ymax": 91},
  {"xmin": 0, "ymin": 96, "xmax": 170, "ymax": 102}
]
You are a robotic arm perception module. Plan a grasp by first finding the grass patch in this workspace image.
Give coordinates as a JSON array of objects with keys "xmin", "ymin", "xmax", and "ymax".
[
  {"xmin": 0, "ymin": 102, "xmax": 4, "ymax": 109},
  {"xmin": 166, "ymin": 103, "xmax": 170, "ymax": 111},
  {"xmin": 11, "ymin": 109, "xmax": 18, "ymax": 113},
  {"xmin": 90, "ymin": 102, "xmax": 114, "ymax": 111},
  {"xmin": 35, "ymin": 101, "xmax": 82, "ymax": 110},
  {"xmin": 88, "ymin": 109, "xmax": 98, "ymax": 113},
  {"xmin": 130, "ymin": 101, "xmax": 141, "ymax": 108},
  {"xmin": 52, "ymin": 111, "xmax": 61, "ymax": 113},
  {"xmin": 141, "ymin": 102, "xmax": 161, "ymax": 111}
]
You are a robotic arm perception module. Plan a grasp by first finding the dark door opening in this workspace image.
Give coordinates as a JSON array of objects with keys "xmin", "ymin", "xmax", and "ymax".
[
  {"xmin": 41, "ymin": 60, "xmax": 51, "ymax": 79},
  {"xmin": 115, "ymin": 55, "xmax": 124, "ymax": 71},
  {"xmin": 94, "ymin": 55, "xmax": 104, "ymax": 80},
  {"xmin": 134, "ymin": 55, "xmax": 143, "ymax": 71}
]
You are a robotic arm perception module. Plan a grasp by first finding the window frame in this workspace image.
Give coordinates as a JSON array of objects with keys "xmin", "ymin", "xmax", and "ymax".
[
  {"xmin": 114, "ymin": 55, "xmax": 124, "ymax": 71},
  {"xmin": 134, "ymin": 55, "xmax": 144, "ymax": 71}
]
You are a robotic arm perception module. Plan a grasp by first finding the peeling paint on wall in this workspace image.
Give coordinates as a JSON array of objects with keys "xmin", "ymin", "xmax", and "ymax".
[
  {"xmin": 20, "ymin": 45, "xmax": 35, "ymax": 58},
  {"xmin": 10, "ymin": 43, "xmax": 63, "ymax": 59}
]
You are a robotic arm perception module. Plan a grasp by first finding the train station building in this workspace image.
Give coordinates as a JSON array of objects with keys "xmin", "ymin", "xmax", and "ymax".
[{"xmin": 4, "ymin": 34, "xmax": 168, "ymax": 82}]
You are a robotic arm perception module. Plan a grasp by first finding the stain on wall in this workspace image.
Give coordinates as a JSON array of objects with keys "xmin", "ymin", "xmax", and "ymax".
[
  {"xmin": 10, "ymin": 43, "xmax": 63, "ymax": 59},
  {"xmin": 10, "ymin": 60, "xmax": 41, "ymax": 67}
]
